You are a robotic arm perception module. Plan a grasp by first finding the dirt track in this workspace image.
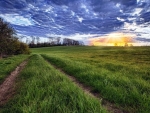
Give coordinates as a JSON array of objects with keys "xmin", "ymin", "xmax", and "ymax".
[
  {"xmin": 0, "ymin": 57, "xmax": 128, "ymax": 113},
  {"xmin": 0, "ymin": 60, "xmax": 27, "ymax": 106},
  {"xmin": 45, "ymin": 60, "xmax": 128, "ymax": 113}
]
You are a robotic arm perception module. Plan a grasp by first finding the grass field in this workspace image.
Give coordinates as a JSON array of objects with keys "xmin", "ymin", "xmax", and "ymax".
[
  {"xmin": 1, "ymin": 54, "xmax": 107, "ymax": 113},
  {"xmin": 0, "ymin": 55, "xmax": 29, "ymax": 84},
  {"xmin": 32, "ymin": 46, "xmax": 150, "ymax": 113},
  {"xmin": 0, "ymin": 46, "xmax": 150, "ymax": 113}
]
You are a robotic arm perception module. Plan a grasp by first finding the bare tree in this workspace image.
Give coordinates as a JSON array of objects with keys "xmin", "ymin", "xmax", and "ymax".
[
  {"xmin": 36, "ymin": 36, "xmax": 40, "ymax": 44},
  {"xmin": 31, "ymin": 36, "xmax": 35, "ymax": 44},
  {"xmin": 56, "ymin": 37, "xmax": 61, "ymax": 45},
  {"xmin": 26, "ymin": 37, "xmax": 29, "ymax": 44}
]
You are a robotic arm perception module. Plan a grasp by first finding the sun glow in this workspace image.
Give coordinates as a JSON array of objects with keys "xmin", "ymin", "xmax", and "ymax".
[{"xmin": 89, "ymin": 33, "xmax": 136, "ymax": 46}]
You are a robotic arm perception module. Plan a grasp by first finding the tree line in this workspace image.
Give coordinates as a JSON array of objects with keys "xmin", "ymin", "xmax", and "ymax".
[
  {"xmin": 0, "ymin": 18, "xmax": 30, "ymax": 58},
  {"xmin": 28, "ymin": 37, "xmax": 84, "ymax": 48}
]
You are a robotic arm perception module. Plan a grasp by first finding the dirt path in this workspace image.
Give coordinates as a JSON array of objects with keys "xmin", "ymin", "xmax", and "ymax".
[
  {"xmin": 67, "ymin": 75, "xmax": 128, "ymax": 113},
  {"xmin": 45, "ymin": 60, "xmax": 128, "ymax": 113},
  {"xmin": 0, "ymin": 60, "xmax": 28, "ymax": 106}
]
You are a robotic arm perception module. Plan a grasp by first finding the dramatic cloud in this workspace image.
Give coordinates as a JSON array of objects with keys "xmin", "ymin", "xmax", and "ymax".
[
  {"xmin": 0, "ymin": 14, "xmax": 34, "ymax": 26},
  {"xmin": 0, "ymin": 0, "xmax": 150, "ymax": 45}
]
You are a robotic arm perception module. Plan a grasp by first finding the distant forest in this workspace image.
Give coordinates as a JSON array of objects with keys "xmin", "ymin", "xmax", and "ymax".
[{"xmin": 28, "ymin": 37, "xmax": 84, "ymax": 48}]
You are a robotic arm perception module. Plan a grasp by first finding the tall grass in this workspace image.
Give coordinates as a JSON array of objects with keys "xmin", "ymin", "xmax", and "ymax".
[
  {"xmin": 39, "ymin": 46, "xmax": 150, "ymax": 113},
  {"xmin": 0, "ymin": 55, "xmax": 29, "ymax": 83},
  {"xmin": 1, "ymin": 54, "xmax": 107, "ymax": 113}
]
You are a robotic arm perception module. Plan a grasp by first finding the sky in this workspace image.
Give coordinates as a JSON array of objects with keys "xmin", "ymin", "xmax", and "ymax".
[{"xmin": 0, "ymin": 0, "xmax": 150, "ymax": 46}]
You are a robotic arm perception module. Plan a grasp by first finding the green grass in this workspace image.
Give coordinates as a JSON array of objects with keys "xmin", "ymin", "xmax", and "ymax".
[
  {"xmin": 0, "ymin": 55, "xmax": 29, "ymax": 83},
  {"xmin": 31, "ymin": 46, "xmax": 150, "ymax": 113},
  {"xmin": 1, "ymin": 46, "xmax": 150, "ymax": 113},
  {"xmin": 1, "ymin": 54, "xmax": 107, "ymax": 113}
]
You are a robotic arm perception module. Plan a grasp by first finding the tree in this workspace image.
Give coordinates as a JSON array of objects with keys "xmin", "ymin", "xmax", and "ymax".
[
  {"xmin": 0, "ymin": 18, "xmax": 30, "ymax": 58},
  {"xmin": 124, "ymin": 43, "xmax": 128, "ymax": 47},
  {"xmin": 0, "ymin": 18, "xmax": 15, "ymax": 58}
]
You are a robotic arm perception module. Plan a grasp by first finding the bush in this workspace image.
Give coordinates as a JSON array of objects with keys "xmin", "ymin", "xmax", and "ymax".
[{"xmin": 17, "ymin": 42, "xmax": 30, "ymax": 54}]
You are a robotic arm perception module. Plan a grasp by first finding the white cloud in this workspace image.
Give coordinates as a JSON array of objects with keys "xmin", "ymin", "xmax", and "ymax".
[
  {"xmin": 117, "ymin": 17, "xmax": 125, "ymax": 22},
  {"xmin": 67, "ymin": 33, "xmax": 99, "ymax": 40},
  {"xmin": 137, "ymin": 0, "xmax": 140, "ymax": 4},
  {"xmin": 127, "ymin": 17, "xmax": 136, "ymax": 21},
  {"xmin": 62, "ymin": 5, "xmax": 68, "ymax": 12},
  {"xmin": 78, "ymin": 17, "xmax": 84, "ymax": 23},
  {"xmin": 76, "ymin": 16, "xmax": 84, "ymax": 23},
  {"xmin": 81, "ymin": 4, "xmax": 87, "ymax": 9},
  {"xmin": 136, "ymin": 26, "xmax": 150, "ymax": 33},
  {"xmin": 45, "ymin": 7, "xmax": 53, "ymax": 12},
  {"xmin": 54, "ymin": 14, "xmax": 58, "ymax": 17},
  {"xmin": 137, "ymin": 0, "xmax": 148, "ymax": 4},
  {"xmin": 71, "ymin": 11, "xmax": 75, "ymax": 16},
  {"xmin": 120, "ymin": 10, "xmax": 123, "ymax": 13},
  {"xmin": 46, "ymin": 33, "xmax": 99, "ymax": 40},
  {"xmin": 123, "ymin": 22, "xmax": 137, "ymax": 31},
  {"xmin": 80, "ymin": 4, "xmax": 89, "ymax": 13},
  {"xmin": 122, "ymin": 21, "xmax": 150, "ymax": 41},
  {"xmin": 116, "ymin": 3, "xmax": 121, "ymax": 8},
  {"xmin": 51, "ymin": 18, "xmax": 55, "ymax": 23},
  {"xmin": 93, "ymin": 12, "xmax": 98, "ymax": 16},
  {"xmin": 28, "ymin": 4, "xmax": 35, "ymax": 9},
  {"xmin": 0, "ymin": 14, "xmax": 34, "ymax": 26},
  {"xmin": 131, "ymin": 8, "xmax": 143, "ymax": 16}
]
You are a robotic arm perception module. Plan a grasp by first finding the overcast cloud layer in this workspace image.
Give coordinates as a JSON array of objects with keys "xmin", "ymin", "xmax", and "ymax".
[{"xmin": 0, "ymin": 0, "xmax": 150, "ymax": 44}]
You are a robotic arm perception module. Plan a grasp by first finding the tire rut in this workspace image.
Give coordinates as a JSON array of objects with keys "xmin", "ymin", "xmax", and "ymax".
[
  {"xmin": 0, "ymin": 59, "xmax": 28, "ymax": 106},
  {"xmin": 44, "ymin": 58, "xmax": 128, "ymax": 113}
]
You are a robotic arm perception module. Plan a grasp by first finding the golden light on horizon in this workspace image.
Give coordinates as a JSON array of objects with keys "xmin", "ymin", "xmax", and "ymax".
[{"xmin": 89, "ymin": 33, "xmax": 136, "ymax": 46}]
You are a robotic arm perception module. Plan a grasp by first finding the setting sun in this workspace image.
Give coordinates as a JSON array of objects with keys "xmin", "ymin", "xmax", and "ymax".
[{"xmin": 89, "ymin": 33, "xmax": 135, "ymax": 46}]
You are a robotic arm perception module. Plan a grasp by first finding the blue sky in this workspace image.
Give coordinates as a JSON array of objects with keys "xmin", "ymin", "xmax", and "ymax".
[{"xmin": 0, "ymin": 0, "xmax": 150, "ymax": 45}]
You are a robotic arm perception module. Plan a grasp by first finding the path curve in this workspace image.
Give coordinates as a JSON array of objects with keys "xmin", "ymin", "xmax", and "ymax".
[{"xmin": 0, "ymin": 60, "xmax": 28, "ymax": 106}]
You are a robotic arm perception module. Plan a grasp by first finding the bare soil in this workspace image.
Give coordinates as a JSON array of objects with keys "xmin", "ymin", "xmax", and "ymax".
[
  {"xmin": 47, "ymin": 61, "xmax": 128, "ymax": 113},
  {"xmin": 0, "ymin": 60, "xmax": 28, "ymax": 106}
]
